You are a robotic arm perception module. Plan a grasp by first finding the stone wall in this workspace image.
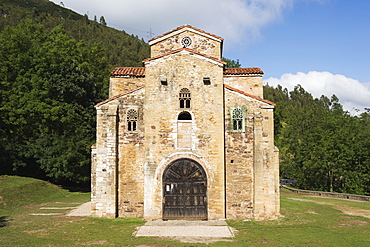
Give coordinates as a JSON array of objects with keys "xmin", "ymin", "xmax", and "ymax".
[
  {"xmin": 109, "ymin": 77, "xmax": 145, "ymax": 97},
  {"xmin": 91, "ymin": 103, "xmax": 119, "ymax": 218},
  {"xmin": 142, "ymin": 50, "xmax": 226, "ymax": 220},
  {"xmin": 282, "ymin": 185, "xmax": 370, "ymax": 202},
  {"xmin": 224, "ymin": 87, "xmax": 280, "ymax": 220},
  {"xmin": 116, "ymin": 88, "xmax": 146, "ymax": 217},
  {"xmin": 224, "ymin": 75, "xmax": 263, "ymax": 98}
]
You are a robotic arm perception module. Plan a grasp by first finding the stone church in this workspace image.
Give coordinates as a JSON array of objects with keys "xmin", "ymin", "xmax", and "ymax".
[{"xmin": 91, "ymin": 25, "xmax": 280, "ymax": 221}]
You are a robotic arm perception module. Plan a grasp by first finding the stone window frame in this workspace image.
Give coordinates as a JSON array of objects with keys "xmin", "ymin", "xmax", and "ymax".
[
  {"xmin": 126, "ymin": 109, "xmax": 138, "ymax": 132},
  {"xmin": 179, "ymin": 88, "xmax": 191, "ymax": 109},
  {"xmin": 229, "ymin": 107, "xmax": 246, "ymax": 132}
]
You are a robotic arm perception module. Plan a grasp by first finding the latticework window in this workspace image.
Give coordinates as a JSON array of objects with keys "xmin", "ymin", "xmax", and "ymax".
[
  {"xmin": 127, "ymin": 109, "xmax": 138, "ymax": 131},
  {"xmin": 179, "ymin": 88, "xmax": 191, "ymax": 108},
  {"xmin": 230, "ymin": 107, "xmax": 246, "ymax": 132}
]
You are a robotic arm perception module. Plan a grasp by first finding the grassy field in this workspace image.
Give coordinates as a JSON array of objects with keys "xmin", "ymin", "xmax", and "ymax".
[{"xmin": 1, "ymin": 175, "xmax": 369, "ymax": 246}]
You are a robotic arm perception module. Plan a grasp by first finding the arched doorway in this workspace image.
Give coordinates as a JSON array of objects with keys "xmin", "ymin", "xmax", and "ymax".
[{"xmin": 163, "ymin": 158, "xmax": 207, "ymax": 220}]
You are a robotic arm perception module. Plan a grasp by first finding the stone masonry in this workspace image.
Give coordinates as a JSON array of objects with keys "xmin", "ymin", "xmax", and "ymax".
[{"xmin": 91, "ymin": 25, "xmax": 280, "ymax": 220}]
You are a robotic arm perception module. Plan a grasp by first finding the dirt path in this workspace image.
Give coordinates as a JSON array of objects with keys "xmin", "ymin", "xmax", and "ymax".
[{"xmin": 287, "ymin": 197, "xmax": 370, "ymax": 219}]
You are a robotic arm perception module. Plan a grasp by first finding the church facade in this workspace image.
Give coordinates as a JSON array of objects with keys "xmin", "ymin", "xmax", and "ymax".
[{"xmin": 91, "ymin": 25, "xmax": 280, "ymax": 220}]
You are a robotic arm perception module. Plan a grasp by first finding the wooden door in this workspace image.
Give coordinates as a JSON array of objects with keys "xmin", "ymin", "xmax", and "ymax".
[{"xmin": 163, "ymin": 159, "xmax": 207, "ymax": 220}]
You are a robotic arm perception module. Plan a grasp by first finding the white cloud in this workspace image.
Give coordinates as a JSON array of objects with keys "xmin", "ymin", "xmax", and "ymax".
[
  {"xmin": 52, "ymin": 0, "xmax": 294, "ymax": 46},
  {"xmin": 264, "ymin": 71, "xmax": 370, "ymax": 113}
]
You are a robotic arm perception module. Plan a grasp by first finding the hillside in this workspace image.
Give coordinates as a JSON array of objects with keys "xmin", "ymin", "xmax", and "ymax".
[
  {"xmin": 0, "ymin": 175, "xmax": 74, "ymax": 209},
  {"xmin": 0, "ymin": 0, "xmax": 150, "ymax": 68}
]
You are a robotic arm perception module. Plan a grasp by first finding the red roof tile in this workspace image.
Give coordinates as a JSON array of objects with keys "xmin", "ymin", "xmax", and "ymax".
[
  {"xmin": 95, "ymin": 85, "xmax": 145, "ymax": 107},
  {"xmin": 143, "ymin": 47, "xmax": 226, "ymax": 65},
  {"xmin": 224, "ymin": 84, "xmax": 275, "ymax": 106},
  {"xmin": 110, "ymin": 67, "xmax": 145, "ymax": 77},
  {"xmin": 224, "ymin": 68, "xmax": 264, "ymax": 75},
  {"xmin": 110, "ymin": 65, "xmax": 263, "ymax": 78},
  {"xmin": 148, "ymin": 24, "xmax": 224, "ymax": 43}
]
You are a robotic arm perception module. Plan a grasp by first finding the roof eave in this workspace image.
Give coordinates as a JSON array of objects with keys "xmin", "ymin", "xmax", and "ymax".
[
  {"xmin": 224, "ymin": 84, "xmax": 276, "ymax": 106},
  {"xmin": 95, "ymin": 85, "xmax": 145, "ymax": 108}
]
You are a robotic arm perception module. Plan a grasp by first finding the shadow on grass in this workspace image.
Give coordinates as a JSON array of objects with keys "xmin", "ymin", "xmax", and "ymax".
[
  {"xmin": 62, "ymin": 186, "xmax": 91, "ymax": 193},
  {"xmin": 0, "ymin": 216, "xmax": 9, "ymax": 227}
]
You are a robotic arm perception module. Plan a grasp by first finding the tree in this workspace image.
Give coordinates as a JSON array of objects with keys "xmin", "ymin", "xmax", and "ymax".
[
  {"xmin": 222, "ymin": 57, "xmax": 241, "ymax": 68},
  {"xmin": 264, "ymin": 84, "xmax": 370, "ymax": 195},
  {"xmin": 0, "ymin": 21, "xmax": 109, "ymax": 186},
  {"xmin": 99, "ymin": 16, "xmax": 107, "ymax": 26}
]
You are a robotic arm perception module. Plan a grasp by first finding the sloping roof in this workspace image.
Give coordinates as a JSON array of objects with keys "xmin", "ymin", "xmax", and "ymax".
[
  {"xmin": 148, "ymin": 24, "xmax": 224, "ymax": 44},
  {"xmin": 224, "ymin": 84, "xmax": 276, "ymax": 106},
  {"xmin": 95, "ymin": 85, "xmax": 145, "ymax": 108},
  {"xmin": 110, "ymin": 66, "xmax": 265, "ymax": 77},
  {"xmin": 110, "ymin": 67, "xmax": 145, "ymax": 77},
  {"xmin": 142, "ymin": 47, "xmax": 226, "ymax": 65},
  {"xmin": 224, "ymin": 68, "xmax": 264, "ymax": 75}
]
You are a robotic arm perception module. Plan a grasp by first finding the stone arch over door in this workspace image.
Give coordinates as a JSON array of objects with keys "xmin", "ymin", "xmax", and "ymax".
[{"xmin": 162, "ymin": 158, "xmax": 207, "ymax": 220}]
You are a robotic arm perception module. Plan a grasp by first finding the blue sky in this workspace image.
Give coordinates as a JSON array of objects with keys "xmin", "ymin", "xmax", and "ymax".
[
  {"xmin": 237, "ymin": 0, "xmax": 370, "ymax": 82},
  {"xmin": 51, "ymin": 0, "xmax": 370, "ymax": 112}
]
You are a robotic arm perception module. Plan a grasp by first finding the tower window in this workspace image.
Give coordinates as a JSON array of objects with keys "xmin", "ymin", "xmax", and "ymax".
[
  {"xmin": 127, "ymin": 109, "xmax": 138, "ymax": 131},
  {"xmin": 230, "ymin": 107, "xmax": 246, "ymax": 132},
  {"xmin": 179, "ymin": 88, "xmax": 191, "ymax": 108},
  {"xmin": 203, "ymin": 77, "xmax": 211, "ymax": 85}
]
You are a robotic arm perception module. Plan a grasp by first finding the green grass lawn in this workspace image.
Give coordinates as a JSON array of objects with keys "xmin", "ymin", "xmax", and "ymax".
[{"xmin": 1, "ymin": 175, "xmax": 369, "ymax": 246}]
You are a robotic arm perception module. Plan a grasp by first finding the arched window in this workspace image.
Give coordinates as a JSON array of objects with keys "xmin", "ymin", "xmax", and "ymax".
[
  {"xmin": 179, "ymin": 88, "xmax": 191, "ymax": 108},
  {"xmin": 178, "ymin": 111, "xmax": 192, "ymax": 120},
  {"xmin": 127, "ymin": 109, "xmax": 138, "ymax": 131},
  {"xmin": 230, "ymin": 107, "xmax": 246, "ymax": 132}
]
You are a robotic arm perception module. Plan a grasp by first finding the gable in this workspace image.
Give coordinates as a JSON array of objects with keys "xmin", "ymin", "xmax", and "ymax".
[
  {"xmin": 95, "ymin": 85, "xmax": 145, "ymax": 108},
  {"xmin": 149, "ymin": 24, "xmax": 223, "ymax": 45},
  {"xmin": 143, "ymin": 48, "xmax": 226, "ymax": 67},
  {"xmin": 224, "ymin": 84, "xmax": 275, "ymax": 107},
  {"xmin": 148, "ymin": 25, "xmax": 223, "ymax": 59}
]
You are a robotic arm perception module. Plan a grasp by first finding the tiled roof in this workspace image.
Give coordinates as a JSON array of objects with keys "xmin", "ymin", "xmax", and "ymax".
[
  {"xmin": 143, "ymin": 47, "xmax": 226, "ymax": 65},
  {"xmin": 110, "ymin": 65, "xmax": 263, "ymax": 78},
  {"xmin": 110, "ymin": 66, "xmax": 264, "ymax": 77},
  {"xmin": 148, "ymin": 24, "xmax": 224, "ymax": 43},
  {"xmin": 224, "ymin": 84, "xmax": 276, "ymax": 106},
  {"xmin": 224, "ymin": 68, "xmax": 264, "ymax": 75},
  {"xmin": 110, "ymin": 67, "xmax": 145, "ymax": 77},
  {"xmin": 95, "ymin": 85, "xmax": 145, "ymax": 107}
]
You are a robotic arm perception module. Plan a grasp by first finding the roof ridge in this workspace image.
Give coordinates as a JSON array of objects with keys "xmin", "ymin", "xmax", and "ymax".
[
  {"xmin": 110, "ymin": 67, "xmax": 145, "ymax": 77},
  {"xmin": 148, "ymin": 24, "xmax": 223, "ymax": 43},
  {"xmin": 224, "ymin": 67, "xmax": 264, "ymax": 75},
  {"xmin": 224, "ymin": 84, "xmax": 275, "ymax": 106},
  {"xmin": 95, "ymin": 85, "xmax": 145, "ymax": 108}
]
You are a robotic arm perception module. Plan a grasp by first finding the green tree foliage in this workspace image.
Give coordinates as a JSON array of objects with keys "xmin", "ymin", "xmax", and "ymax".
[
  {"xmin": 0, "ymin": 0, "xmax": 150, "ymax": 188},
  {"xmin": 0, "ymin": 21, "xmax": 109, "ymax": 186},
  {"xmin": 264, "ymin": 84, "xmax": 370, "ymax": 195},
  {"xmin": 222, "ymin": 57, "xmax": 241, "ymax": 68},
  {"xmin": 0, "ymin": 0, "xmax": 150, "ymax": 68}
]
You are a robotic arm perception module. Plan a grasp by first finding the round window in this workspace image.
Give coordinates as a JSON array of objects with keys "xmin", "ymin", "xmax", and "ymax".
[{"xmin": 181, "ymin": 36, "xmax": 192, "ymax": 47}]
